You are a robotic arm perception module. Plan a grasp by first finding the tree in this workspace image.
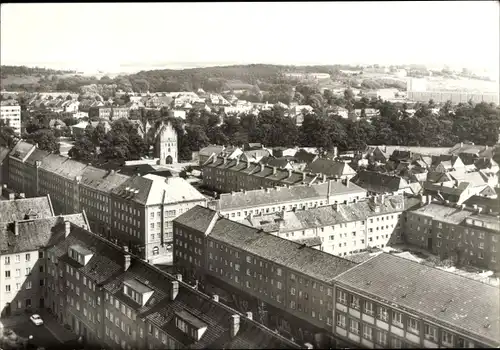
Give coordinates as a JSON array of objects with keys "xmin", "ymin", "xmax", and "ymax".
[
  {"xmin": 24, "ymin": 129, "xmax": 59, "ymax": 154},
  {"xmin": 66, "ymin": 95, "xmax": 73, "ymax": 100},
  {"xmin": 344, "ymin": 88, "xmax": 355, "ymax": 101},
  {"xmin": 0, "ymin": 120, "xmax": 16, "ymax": 148}
]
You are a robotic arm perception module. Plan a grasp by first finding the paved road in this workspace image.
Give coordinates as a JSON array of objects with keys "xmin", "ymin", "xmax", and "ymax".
[{"xmin": 11, "ymin": 319, "xmax": 61, "ymax": 348}]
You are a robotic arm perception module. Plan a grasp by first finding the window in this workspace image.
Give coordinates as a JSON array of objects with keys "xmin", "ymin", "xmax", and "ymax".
[
  {"xmin": 350, "ymin": 295, "xmax": 360, "ymax": 309},
  {"xmin": 336, "ymin": 313, "xmax": 346, "ymax": 328},
  {"xmin": 25, "ymin": 267, "xmax": 31, "ymax": 275},
  {"xmin": 364, "ymin": 301, "xmax": 374, "ymax": 315},
  {"xmin": 290, "ymin": 287, "xmax": 296, "ymax": 296},
  {"xmin": 376, "ymin": 330, "xmax": 387, "ymax": 345},
  {"xmin": 152, "ymin": 246, "xmax": 159, "ymax": 256},
  {"xmin": 26, "ymin": 281, "xmax": 32, "ymax": 289},
  {"xmin": 392, "ymin": 310, "xmax": 403, "ymax": 327},
  {"xmin": 25, "ymin": 253, "xmax": 30, "ymax": 262},
  {"xmin": 337, "ymin": 290, "xmax": 347, "ymax": 304},
  {"xmin": 5, "ymin": 285, "xmax": 11, "ymax": 292},
  {"xmin": 349, "ymin": 319, "xmax": 360, "ymax": 335},
  {"xmin": 4, "ymin": 270, "xmax": 10, "ymax": 278},
  {"xmin": 457, "ymin": 337, "xmax": 474, "ymax": 348},
  {"xmin": 377, "ymin": 306, "xmax": 389, "ymax": 322},
  {"xmin": 363, "ymin": 324, "xmax": 373, "ymax": 340},
  {"xmin": 391, "ymin": 337, "xmax": 403, "ymax": 348},
  {"xmin": 441, "ymin": 330, "xmax": 453, "ymax": 347},
  {"xmin": 424, "ymin": 324, "xmax": 437, "ymax": 342},
  {"xmin": 15, "ymin": 255, "xmax": 20, "ymax": 263},
  {"xmin": 407, "ymin": 317, "xmax": 420, "ymax": 334}
]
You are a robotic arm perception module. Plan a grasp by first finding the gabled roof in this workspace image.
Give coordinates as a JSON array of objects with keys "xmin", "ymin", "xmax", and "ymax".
[
  {"xmin": 0, "ymin": 213, "xmax": 87, "ymax": 254},
  {"xmin": 111, "ymin": 174, "xmax": 206, "ymax": 206},
  {"xmin": 449, "ymin": 143, "xmax": 495, "ymax": 158},
  {"xmin": 352, "ymin": 170, "xmax": 410, "ymax": 193},
  {"xmin": 174, "ymin": 206, "xmax": 218, "ymax": 233},
  {"xmin": 53, "ymin": 224, "xmax": 302, "ymax": 349},
  {"xmin": 293, "ymin": 149, "xmax": 317, "ymax": 163},
  {"xmin": 334, "ymin": 253, "xmax": 500, "ymax": 346},
  {"xmin": 304, "ymin": 159, "xmax": 356, "ymax": 177},
  {"xmin": 259, "ymin": 156, "xmax": 291, "ymax": 168},
  {"xmin": 0, "ymin": 196, "xmax": 54, "ymax": 223},
  {"xmin": 9, "ymin": 141, "xmax": 36, "ymax": 161}
]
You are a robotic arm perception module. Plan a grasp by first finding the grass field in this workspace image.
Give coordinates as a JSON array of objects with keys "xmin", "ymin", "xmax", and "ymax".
[{"xmin": 0, "ymin": 75, "xmax": 41, "ymax": 85}]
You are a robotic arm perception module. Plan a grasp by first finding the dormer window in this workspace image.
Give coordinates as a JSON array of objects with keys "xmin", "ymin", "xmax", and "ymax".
[
  {"xmin": 123, "ymin": 279, "xmax": 153, "ymax": 306},
  {"xmin": 68, "ymin": 245, "xmax": 93, "ymax": 266},
  {"xmin": 174, "ymin": 310, "xmax": 208, "ymax": 341}
]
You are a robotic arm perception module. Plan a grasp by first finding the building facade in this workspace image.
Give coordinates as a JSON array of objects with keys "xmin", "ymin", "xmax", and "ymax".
[
  {"xmin": 43, "ymin": 223, "xmax": 303, "ymax": 349},
  {"xmin": 5, "ymin": 141, "xmax": 206, "ymax": 264},
  {"xmin": 0, "ymin": 195, "xmax": 88, "ymax": 317},
  {"xmin": 404, "ymin": 199, "xmax": 500, "ymax": 271},
  {"xmin": 0, "ymin": 100, "xmax": 21, "ymax": 134},
  {"xmin": 173, "ymin": 205, "xmax": 500, "ymax": 349}
]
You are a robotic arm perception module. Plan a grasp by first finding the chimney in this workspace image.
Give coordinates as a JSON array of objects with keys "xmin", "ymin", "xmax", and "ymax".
[
  {"xmin": 171, "ymin": 280, "xmax": 179, "ymax": 300},
  {"xmin": 332, "ymin": 203, "xmax": 338, "ymax": 211},
  {"xmin": 14, "ymin": 221, "xmax": 19, "ymax": 236},
  {"xmin": 9, "ymin": 193, "xmax": 15, "ymax": 200},
  {"xmin": 65, "ymin": 221, "xmax": 71, "ymax": 237},
  {"xmin": 212, "ymin": 294, "xmax": 219, "ymax": 302},
  {"xmin": 477, "ymin": 207, "xmax": 483, "ymax": 214},
  {"xmin": 266, "ymin": 188, "xmax": 270, "ymax": 193},
  {"xmin": 19, "ymin": 193, "xmax": 25, "ymax": 199},
  {"xmin": 427, "ymin": 195, "xmax": 432, "ymax": 204},
  {"xmin": 236, "ymin": 156, "xmax": 240, "ymax": 166},
  {"xmin": 460, "ymin": 142, "xmax": 463, "ymax": 148},
  {"xmin": 345, "ymin": 178, "xmax": 350, "ymax": 187},
  {"xmin": 230, "ymin": 314, "xmax": 240, "ymax": 337},
  {"xmin": 419, "ymin": 194, "xmax": 426, "ymax": 206},
  {"xmin": 322, "ymin": 174, "xmax": 327, "ymax": 183},
  {"xmin": 259, "ymin": 163, "xmax": 264, "ymax": 172},
  {"xmin": 273, "ymin": 167, "xmax": 277, "ymax": 175},
  {"xmin": 302, "ymin": 172, "xmax": 306, "ymax": 181},
  {"xmin": 176, "ymin": 274, "xmax": 182, "ymax": 282},
  {"xmin": 82, "ymin": 224, "xmax": 88, "ymax": 230},
  {"xmin": 472, "ymin": 204, "xmax": 478, "ymax": 210},
  {"xmin": 287, "ymin": 169, "xmax": 292, "ymax": 178},
  {"xmin": 304, "ymin": 343, "xmax": 314, "ymax": 349},
  {"xmin": 460, "ymin": 204, "xmax": 466, "ymax": 210},
  {"xmin": 246, "ymin": 312, "xmax": 253, "ymax": 320}
]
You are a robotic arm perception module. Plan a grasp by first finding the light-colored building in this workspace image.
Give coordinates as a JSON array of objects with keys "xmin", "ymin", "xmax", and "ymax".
[
  {"xmin": 404, "ymin": 199, "xmax": 500, "ymax": 271},
  {"xmin": 5, "ymin": 140, "xmax": 207, "ymax": 264},
  {"xmin": 210, "ymin": 179, "xmax": 367, "ymax": 219},
  {"xmin": 0, "ymin": 100, "xmax": 21, "ymax": 134},
  {"xmin": 333, "ymin": 253, "xmax": 499, "ymax": 349},
  {"xmin": 0, "ymin": 195, "xmax": 88, "ymax": 317},
  {"xmin": 109, "ymin": 174, "xmax": 207, "ymax": 264},
  {"xmin": 43, "ymin": 223, "xmax": 301, "ymax": 349},
  {"xmin": 240, "ymin": 194, "xmax": 417, "ymax": 256}
]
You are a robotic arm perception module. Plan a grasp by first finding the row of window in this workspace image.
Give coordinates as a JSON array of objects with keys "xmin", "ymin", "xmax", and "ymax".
[{"xmin": 4, "ymin": 251, "xmax": 43, "ymax": 264}]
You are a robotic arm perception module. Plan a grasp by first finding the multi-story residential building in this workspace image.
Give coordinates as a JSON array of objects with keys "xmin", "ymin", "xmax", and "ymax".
[
  {"xmin": 5, "ymin": 141, "xmax": 207, "ymax": 264},
  {"xmin": 173, "ymin": 205, "xmax": 358, "ymax": 348},
  {"xmin": 304, "ymin": 159, "xmax": 357, "ymax": 180},
  {"xmin": 209, "ymin": 179, "xmax": 367, "ymax": 220},
  {"xmin": 0, "ymin": 99, "xmax": 21, "ymax": 134},
  {"xmin": 0, "ymin": 195, "xmax": 88, "ymax": 317},
  {"xmin": 89, "ymin": 107, "xmax": 130, "ymax": 121},
  {"xmin": 44, "ymin": 223, "xmax": 303, "ymax": 349},
  {"xmin": 352, "ymin": 171, "xmax": 420, "ymax": 195},
  {"xmin": 109, "ymin": 173, "xmax": 207, "ymax": 264},
  {"xmin": 404, "ymin": 198, "xmax": 500, "ymax": 271},
  {"xmin": 240, "ymin": 194, "xmax": 420, "ymax": 256},
  {"xmin": 173, "ymin": 205, "xmax": 500, "ymax": 349},
  {"xmin": 332, "ymin": 253, "xmax": 500, "ymax": 348},
  {"xmin": 202, "ymin": 155, "xmax": 355, "ymax": 194}
]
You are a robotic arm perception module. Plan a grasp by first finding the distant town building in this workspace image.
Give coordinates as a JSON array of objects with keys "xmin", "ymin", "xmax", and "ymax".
[{"xmin": 0, "ymin": 99, "xmax": 21, "ymax": 134}]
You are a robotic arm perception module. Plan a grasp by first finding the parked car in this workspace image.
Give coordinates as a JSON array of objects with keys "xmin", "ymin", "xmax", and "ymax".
[{"xmin": 30, "ymin": 314, "xmax": 44, "ymax": 326}]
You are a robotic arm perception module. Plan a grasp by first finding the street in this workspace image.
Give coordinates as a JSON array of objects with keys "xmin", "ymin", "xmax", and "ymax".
[{"xmin": 11, "ymin": 320, "xmax": 61, "ymax": 348}]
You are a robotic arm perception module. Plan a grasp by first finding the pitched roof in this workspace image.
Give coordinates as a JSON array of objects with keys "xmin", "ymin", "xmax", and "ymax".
[
  {"xmin": 464, "ymin": 195, "xmax": 500, "ymax": 214},
  {"xmin": 111, "ymin": 174, "xmax": 206, "ymax": 206},
  {"xmin": 410, "ymin": 202, "xmax": 474, "ymax": 224},
  {"xmin": 203, "ymin": 214, "xmax": 357, "ymax": 283},
  {"xmin": 0, "ymin": 196, "xmax": 54, "ymax": 223},
  {"xmin": 0, "ymin": 213, "xmax": 87, "ymax": 254},
  {"xmin": 259, "ymin": 156, "xmax": 291, "ymax": 168},
  {"xmin": 214, "ymin": 180, "xmax": 365, "ymax": 211},
  {"xmin": 243, "ymin": 195, "xmax": 416, "ymax": 233},
  {"xmin": 304, "ymin": 159, "xmax": 356, "ymax": 177},
  {"xmin": 449, "ymin": 143, "xmax": 495, "ymax": 158},
  {"xmin": 53, "ymin": 224, "xmax": 301, "ymax": 349},
  {"xmin": 293, "ymin": 149, "xmax": 317, "ymax": 163},
  {"xmin": 334, "ymin": 253, "xmax": 500, "ymax": 346},
  {"xmin": 9, "ymin": 141, "xmax": 35, "ymax": 161},
  {"xmin": 352, "ymin": 170, "xmax": 410, "ymax": 193},
  {"xmin": 174, "ymin": 205, "xmax": 218, "ymax": 233}
]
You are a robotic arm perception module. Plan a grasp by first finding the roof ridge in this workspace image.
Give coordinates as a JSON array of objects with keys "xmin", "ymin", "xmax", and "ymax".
[{"xmin": 70, "ymin": 224, "xmax": 302, "ymax": 348}]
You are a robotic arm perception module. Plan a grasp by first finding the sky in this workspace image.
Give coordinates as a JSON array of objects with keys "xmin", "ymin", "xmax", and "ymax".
[{"xmin": 1, "ymin": 2, "xmax": 499, "ymax": 74}]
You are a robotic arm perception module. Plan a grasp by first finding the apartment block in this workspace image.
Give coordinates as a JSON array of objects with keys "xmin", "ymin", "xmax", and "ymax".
[
  {"xmin": 89, "ymin": 106, "xmax": 130, "ymax": 120},
  {"xmin": 240, "ymin": 194, "xmax": 420, "ymax": 257},
  {"xmin": 6, "ymin": 141, "xmax": 207, "ymax": 264},
  {"xmin": 202, "ymin": 155, "xmax": 339, "ymax": 194},
  {"xmin": 173, "ymin": 205, "xmax": 500, "ymax": 349},
  {"xmin": 44, "ymin": 223, "xmax": 303, "ymax": 349},
  {"xmin": 333, "ymin": 253, "xmax": 499, "ymax": 348},
  {"xmin": 173, "ymin": 206, "xmax": 358, "ymax": 348},
  {"xmin": 404, "ymin": 198, "xmax": 500, "ymax": 271},
  {"xmin": 0, "ymin": 100, "xmax": 21, "ymax": 134},
  {"xmin": 0, "ymin": 195, "xmax": 88, "ymax": 317},
  {"xmin": 211, "ymin": 179, "xmax": 367, "ymax": 220}
]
